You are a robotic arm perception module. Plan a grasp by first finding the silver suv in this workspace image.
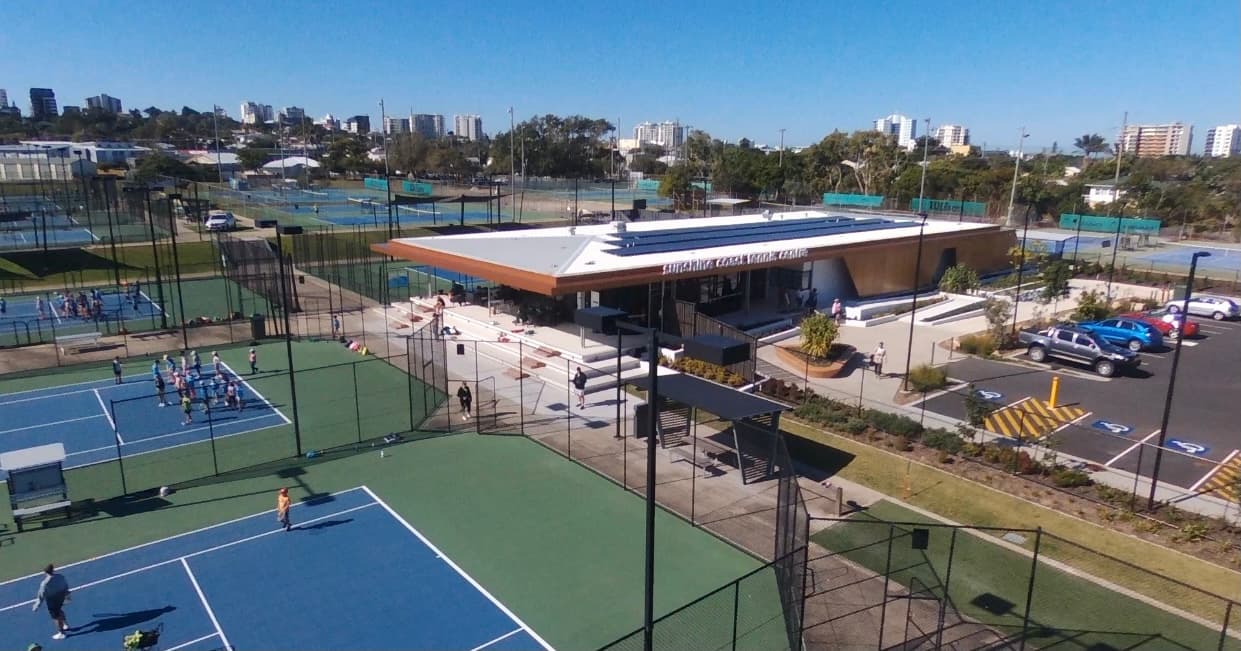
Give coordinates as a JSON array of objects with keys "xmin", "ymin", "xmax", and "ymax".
[{"xmin": 1165, "ymin": 295, "xmax": 1240, "ymax": 321}]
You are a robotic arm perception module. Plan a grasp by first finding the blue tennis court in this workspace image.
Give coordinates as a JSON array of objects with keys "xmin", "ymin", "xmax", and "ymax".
[
  {"xmin": 0, "ymin": 289, "xmax": 164, "ymax": 334},
  {"xmin": 0, "ymin": 361, "xmax": 288, "ymax": 472},
  {"xmin": 0, "ymin": 486, "xmax": 552, "ymax": 650},
  {"xmin": 0, "ymin": 227, "xmax": 99, "ymax": 249},
  {"xmin": 1134, "ymin": 245, "xmax": 1241, "ymax": 273}
]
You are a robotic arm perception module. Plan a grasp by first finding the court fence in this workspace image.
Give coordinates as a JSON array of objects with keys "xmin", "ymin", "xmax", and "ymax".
[
  {"xmin": 404, "ymin": 327, "xmax": 810, "ymax": 650},
  {"xmin": 55, "ymin": 348, "xmax": 424, "ymax": 507}
]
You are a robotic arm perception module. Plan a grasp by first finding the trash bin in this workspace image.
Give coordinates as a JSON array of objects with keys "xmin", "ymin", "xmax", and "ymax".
[{"xmin": 250, "ymin": 313, "xmax": 266, "ymax": 340}]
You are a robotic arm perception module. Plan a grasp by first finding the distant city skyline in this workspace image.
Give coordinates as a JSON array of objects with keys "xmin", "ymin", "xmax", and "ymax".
[{"xmin": 1, "ymin": 1, "xmax": 1237, "ymax": 153}]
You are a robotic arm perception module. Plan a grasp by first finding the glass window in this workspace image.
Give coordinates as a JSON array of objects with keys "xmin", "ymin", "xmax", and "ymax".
[{"xmin": 1057, "ymin": 331, "xmax": 1075, "ymax": 342}]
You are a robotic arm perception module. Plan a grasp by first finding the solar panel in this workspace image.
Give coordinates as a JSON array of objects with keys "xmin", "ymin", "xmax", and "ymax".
[{"xmin": 603, "ymin": 217, "xmax": 915, "ymax": 257}]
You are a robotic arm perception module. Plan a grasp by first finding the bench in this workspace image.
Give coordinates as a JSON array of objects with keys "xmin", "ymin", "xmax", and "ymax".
[
  {"xmin": 12, "ymin": 500, "xmax": 71, "ymax": 532},
  {"xmin": 56, "ymin": 332, "xmax": 103, "ymax": 354},
  {"xmin": 669, "ymin": 438, "xmax": 733, "ymax": 477},
  {"xmin": 534, "ymin": 346, "xmax": 561, "ymax": 358}
]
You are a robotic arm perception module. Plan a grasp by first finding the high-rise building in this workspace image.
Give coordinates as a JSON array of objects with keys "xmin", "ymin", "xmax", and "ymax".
[
  {"xmin": 1121, "ymin": 122, "xmax": 1192, "ymax": 157},
  {"xmin": 384, "ymin": 116, "xmax": 411, "ymax": 135},
  {"xmin": 1204, "ymin": 125, "xmax": 1241, "ymax": 158},
  {"xmin": 346, "ymin": 115, "xmax": 371, "ymax": 134},
  {"xmin": 86, "ymin": 93, "xmax": 123, "ymax": 113},
  {"xmin": 0, "ymin": 89, "xmax": 8, "ymax": 109},
  {"xmin": 29, "ymin": 88, "xmax": 57, "ymax": 121},
  {"xmin": 61, "ymin": 106, "xmax": 81, "ymax": 116},
  {"xmin": 281, "ymin": 106, "xmax": 305, "ymax": 123},
  {"xmin": 319, "ymin": 113, "xmax": 340, "ymax": 131},
  {"xmin": 240, "ymin": 101, "xmax": 274, "ymax": 125},
  {"xmin": 412, "ymin": 114, "xmax": 444, "ymax": 139},
  {"xmin": 453, "ymin": 114, "xmax": 483, "ymax": 141},
  {"xmin": 933, "ymin": 124, "xmax": 970, "ymax": 148},
  {"xmin": 632, "ymin": 121, "xmax": 685, "ymax": 149},
  {"xmin": 874, "ymin": 114, "xmax": 917, "ymax": 149}
]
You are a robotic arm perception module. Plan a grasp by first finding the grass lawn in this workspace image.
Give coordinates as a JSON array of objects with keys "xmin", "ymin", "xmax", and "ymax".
[
  {"xmin": 784, "ymin": 420, "xmax": 1241, "ymax": 638},
  {"xmin": 814, "ymin": 500, "xmax": 1239, "ymax": 649}
]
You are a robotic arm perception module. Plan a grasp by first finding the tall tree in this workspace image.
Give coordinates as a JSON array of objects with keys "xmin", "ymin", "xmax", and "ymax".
[{"xmin": 1073, "ymin": 134, "xmax": 1108, "ymax": 168}]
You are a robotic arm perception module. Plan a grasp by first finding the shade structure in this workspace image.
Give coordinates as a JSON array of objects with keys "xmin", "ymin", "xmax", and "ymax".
[
  {"xmin": 628, "ymin": 373, "xmax": 785, "ymax": 422},
  {"xmin": 574, "ymin": 306, "xmax": 629, "ymax": 334},
  {"xmin": 683, "ymin": 334, "xmax": 751, "ymax": 367}
]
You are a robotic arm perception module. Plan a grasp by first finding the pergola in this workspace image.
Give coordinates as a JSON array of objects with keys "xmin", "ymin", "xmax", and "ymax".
[
  {"xmin": 628, "ymin": 372, "xmax": 789, "ymax": 487},
  {"xmin": 392, "ymin": 192, "xmax": 509, "ymax": 226}
]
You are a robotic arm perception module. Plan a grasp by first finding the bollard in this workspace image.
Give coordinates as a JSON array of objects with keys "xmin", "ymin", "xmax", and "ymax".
[{"xmin": 1048, "ymin": 375, "xmax": 1060, "ymax": 408}]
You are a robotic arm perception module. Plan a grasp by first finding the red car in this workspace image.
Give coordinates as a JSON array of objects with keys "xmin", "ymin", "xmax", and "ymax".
[{"xmin": 1121, "ymin": 309, "xmax": 1200, "ymax": 339}]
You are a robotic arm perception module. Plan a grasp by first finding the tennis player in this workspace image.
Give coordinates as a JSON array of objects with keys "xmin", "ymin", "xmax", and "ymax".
[
  {"xmin": 112, "ymin": 357, "xmax": 123, "ymax": 385},
  {"xmin": 180, "ymin": 394, "xmax": 193, "ymax": 425},
  {"xmin": 248, "ymin": 348, "xmax": 258, "ymax": 374},
  {"xmin": 277, "ymin": 487, "xmax": 292, "ymax": 532},
  {"xmin": 31, "ymin": 564, "xmax": 71, "ymax": 640}
]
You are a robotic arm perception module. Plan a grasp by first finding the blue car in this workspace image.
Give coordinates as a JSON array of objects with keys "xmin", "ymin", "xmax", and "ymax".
[{"xmin": 1077, "ymin": 317, "xmax": 1164, "ymax": 352}]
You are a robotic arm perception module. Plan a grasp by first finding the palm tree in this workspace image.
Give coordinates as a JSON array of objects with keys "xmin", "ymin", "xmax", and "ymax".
[{"xmin": 1073, "ymin": 134, "xmax": 1108, "ymax": 168}]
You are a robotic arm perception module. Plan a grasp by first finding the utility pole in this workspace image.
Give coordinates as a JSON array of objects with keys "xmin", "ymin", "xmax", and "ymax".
[
  {"xmin": 778, "ymin": 128, "xmax": 786, "ymax": 167},
  {"xmin": 380, "ymin": 99, "xmax": 394, "ymax": 238},
  {"xmin": 1006, "ymin": 127, "xmax": 1029, "ymax": 226},
  {"xmin": 509, "ymin": 107, "xmax": 516, "ymax": 222},
  {"xmin": 212, "ymin": 105, "xmax": 224, "ymax": 183}
]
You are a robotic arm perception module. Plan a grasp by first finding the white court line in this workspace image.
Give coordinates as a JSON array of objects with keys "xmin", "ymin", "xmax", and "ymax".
[
  {"xmin": 471, "ymin": 628, "xmax": 523, "ymax": 651},
  {"xmin": 164, "ymin": 633, "xmax": 220, "ymax": 651},
  {"xmin": 181, "ymin": 558, "xmax": 232, "ymax": 651},
  {"xmin": 48, "ymin": 300, "xmax": 62, "ymax": 325},
  {"xmin": 68, "ymin": 413, "xmax": 283, "ymax": 458},
  {"xmin": 0, "ymin": 501, "xmax": 378, "ymax": 612},
  {"xmin": 361, "ymin": 485, "xmax": 555, "ymax": 651},
  {"xmin": 0, "ymin": 413, "xmax": 104, "ymax": 436},
  {"xmin": 138, "ymin": 289, "xmax": 166, "ymax": 316},
  {"xmin": 1105, "ymin": 429, "xmax": 1163, "ymax": 467},
  {"xmin": 1189, "ymin": 449, "xmax": 1239, "ymax": 493},
  {"xmin": 0, "ymin": 386, "xmax": 106, "ymax": 406},
  {"xmin": 220, "ymin": 360, "xmax": 292, "ymax": 425},
  {"xmin": 93, "ymin": 388, "xmax": 122, "ymax": 444},
  {"xmin": 0, "ymin": 376, "xmax": 115, "ymax": 400},
  {"xmin": 0, "ymin": 487, "xmax": 366, "ymax": 588}
]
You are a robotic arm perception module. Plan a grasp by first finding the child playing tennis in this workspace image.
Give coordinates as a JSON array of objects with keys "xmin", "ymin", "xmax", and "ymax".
[
  {"xmin": 180, "ymin": 394, "xmax": 193, "ymax": 425},
  {"xmin": 235, "ymin": 383, "xmax": 246, "ymax": 412},
  {"xmin": 276, "ymin": 487, "xmax": 292, "ymax": 532},
  {"xmin": 154, "ymin": 373, "xmax": 167, "ymax": 407}
]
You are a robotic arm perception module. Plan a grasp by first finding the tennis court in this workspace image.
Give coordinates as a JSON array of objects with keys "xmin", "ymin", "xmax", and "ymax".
[
  {"xmin": 0, "ymin": 360, "xmax": 288, "ymax": 471},
  {"xmin": 0, "ymin": 486, "xmax": 550, "ymax": 650},
  {"xmin": 1134, "ymin": 244, "xmax": 1241, "ymax": 274}
]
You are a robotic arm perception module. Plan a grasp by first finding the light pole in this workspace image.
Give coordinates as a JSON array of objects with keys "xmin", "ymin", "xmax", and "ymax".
[
  {"xmin": 901, "ymin": 213, "xmax": 929, "ymax": 392},
  {"xmin": 916, "ymin": 118, "xmax": 931, "ymax": 214},
  {"xmin": 1005, "ymin": 128, "xmax": 1029, "ymax": 226},
  {"xmin": 165, "ymin": 193, "xmax": 189, "ymax": 351},
  {"xmin": 379, "ymin": 99, "xmax": 394, "ymax": 239},
  {"xmin": 778, "ymin": 128, "xmax": 786, "ymax": 167},
  {"xmin": 1146, "ymin": 251, "xmax": 1211, "ymax": 510},
  {"xmin": 1010, "ymin": 204, "xmax": 1033, "ymax": 337}
]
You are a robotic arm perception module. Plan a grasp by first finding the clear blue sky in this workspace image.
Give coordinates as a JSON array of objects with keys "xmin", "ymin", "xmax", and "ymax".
[{"xmin": 1, "ymin": 1, "xmax": 1237, "ymax": 153}]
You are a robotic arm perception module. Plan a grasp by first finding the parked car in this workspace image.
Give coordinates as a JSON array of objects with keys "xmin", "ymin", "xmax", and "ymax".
[
  {"xmin": 1121, "ymin": 309, "xmax": 1200, "ymax": 339},
  {"xmin": 204, "ymin": 210, "xmax": 237, "ymax": 232},
  {"xmin": 1165, "ymin": 295, "xmax": 1239, "ymax": 321},
  {"xmin": 1017, "ymin": 325, "xmax": 1140, "ymax": 377},
  {"xmin": 1076, "ymin": 317, "xmax": 1164, "ymax": 351}
]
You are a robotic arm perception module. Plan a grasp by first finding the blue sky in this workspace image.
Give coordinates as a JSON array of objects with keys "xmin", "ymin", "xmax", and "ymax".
[{"xmin": 1, "ymin": 1, "xmax": 1237, "ymax": 152}]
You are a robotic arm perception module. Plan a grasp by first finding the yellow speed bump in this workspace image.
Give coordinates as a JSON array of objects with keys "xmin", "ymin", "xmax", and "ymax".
[
  {"xmin": 983, "ymin": 397, "xmax": 1088, "ymax": 440},
  {"xmin": 1201, "ymin": 453, "xmax": 1241, "ymax": 503}
]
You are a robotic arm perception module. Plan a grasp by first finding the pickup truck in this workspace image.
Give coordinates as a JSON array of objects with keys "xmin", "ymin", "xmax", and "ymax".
[{"xmin": 1017, "ymin": 325, "xmax": 1140, "ymax": 377}]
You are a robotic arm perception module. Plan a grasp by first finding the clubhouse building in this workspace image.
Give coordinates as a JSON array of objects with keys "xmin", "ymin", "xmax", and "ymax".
[{"xmin": 374, "ymin": 210, "xmax": 1015, "ymax": 334}]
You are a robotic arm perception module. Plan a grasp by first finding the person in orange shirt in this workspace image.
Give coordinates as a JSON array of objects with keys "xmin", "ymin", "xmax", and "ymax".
[{"xmin": 276, "ymin": 487, "xmax": 292, "ymax": 532}]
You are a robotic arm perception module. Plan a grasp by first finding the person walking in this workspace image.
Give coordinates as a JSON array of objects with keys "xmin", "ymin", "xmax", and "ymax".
[
  {"xmin": 457, "ymin": 382, "xmax": 472, "ymax": 420},
  {"xmin": 36, "ymin": 296, "xmax": 46, "ymax": 320},
  {"xmin": 192, "ymin": 350, "xmax": 202, "ymax": 375},
  {"xmin": 572, "ymin": 367, "xmax": 589, "ymax": 410},
  {"xmin": 211, "ymin": 350, "xmax": 221, "ymax": 372},
  {"xmin": 276, "ymin": 487, "xmax": 293, "ymax": 532},
  {"xmin": 248, "ymin": 348, "xmax": 258, "ymax": 374},
  {"xmin": 235, "ymin": 382, "xmax": 246, "ymax": 412},
  {"xmin": 111, "ymin": 357, "xmax": 123, "ymax": 385},
  {"xmin": 831, "ymin": 298, "xmax": 843, "ymax": 324},
  {"xmin": 871, "ymin": 342, "xmax": 887, "ymax": 377},
  {"xmin": 332, "ymin": 314, "xmax": 341, "ymax": 338},
  {"xmin": 31, "ymin": 564, "xmax": 71, "ymax": 640}
]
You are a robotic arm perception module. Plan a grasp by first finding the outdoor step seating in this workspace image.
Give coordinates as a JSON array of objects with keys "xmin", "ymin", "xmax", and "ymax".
[
  {"xmin": 56, "ymin": 331, "xmax": 103, "ymax": 354},
  {"xmin": 522, "ymin": 357, "xmax": 546, "ymax": 369},
  {"xmin": 534, "ymin": 346, "xmax": 561, "ymax": 358},
  {"xmin": 503, "ymin": 367, "xmax": 529, "ymax": 380},
  {"xmin": 12, "ymin": 500, "xmax": 71, "ymax": 532}
]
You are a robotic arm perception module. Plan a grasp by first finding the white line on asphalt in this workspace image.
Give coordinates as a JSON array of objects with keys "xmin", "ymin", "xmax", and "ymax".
[
  {"xmin": 1188, "ymin": 449, "xmax": 1239, "ymax": 493},
  {"xmin": 1054, "ymin": 411, "xmax": 1092, "ymax": 434},
  {"xmin": 1105, "ymin": 429, "xmax": 1162, "ymax": 467}
]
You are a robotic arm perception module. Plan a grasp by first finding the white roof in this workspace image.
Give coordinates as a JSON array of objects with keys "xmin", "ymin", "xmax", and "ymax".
[
  {"xmin": 0, "ymin": 442, "xmax": 66, "ymax": 470},
  {"xmin": 390, "ymin": 210, "xmax": 997, "ymax": 278},
  {"xmin": 263, "ymin": 156, "xmax": 321, "ymax": 169},
  {"xmin": 185, "ymin": 153, "xmax": 240, "ymax": 166}
]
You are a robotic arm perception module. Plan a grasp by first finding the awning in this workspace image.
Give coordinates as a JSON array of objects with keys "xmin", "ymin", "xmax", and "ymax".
[{"xmin": 628, "ymin": 373, "xmax": 787, "ymax": 420}]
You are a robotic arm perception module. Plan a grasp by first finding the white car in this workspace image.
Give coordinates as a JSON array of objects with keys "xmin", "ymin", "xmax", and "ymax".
[
  {"xmin": 204, "ymin": 210, "xmax": 237, "ymax": 232},
  {"xmin": 1165, "ymin": 295, "xmax": 1240, "ymax": 321}
]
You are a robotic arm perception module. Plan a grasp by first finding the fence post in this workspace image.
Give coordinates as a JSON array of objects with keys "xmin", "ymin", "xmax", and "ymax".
[
  {"xmin": 353, "ymin": 362, "xmax": 363, "ymax": 445},
  {"xmin": 731, "ymin": 579, "xmax": 740, "ymax": 651},
  {"xmin": 406, "ymin": 336, "xmax": 415, "ymax": 432},
  {"xmin": 1018, "ymin": 527, "xmax": 1043, "ymax": 651},
  {"xmin": 205, "ymin": 399, "xmax": 219, "ymax": 476},
  {"xmin": 1218, "ymin": 600, "xmax": 1234, "ymax": 651},
  {"xmin": 877, "ymin": 523, "xmax": 895, "ymax": 651},
  {"xmin": 566, "ymin": 358, "xmax": 572, "ymax": 458},
  {"xmin": 935, "ymin": 527, "xmax": 959, "ymax": 648}
]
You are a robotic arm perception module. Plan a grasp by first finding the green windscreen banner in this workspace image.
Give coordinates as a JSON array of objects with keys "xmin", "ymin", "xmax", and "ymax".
[
  {"xmin": 402, "ymin": 181, "xmax": 432, "ymax": 195},
  {"xmin": 911, "ymin": 198, "xmax": 987, "ymax": 216},
  {"xmin": 1059, "ymin": 214, "xmax": 1161, "ymax": 234},
  {"xmin": 823, "ymin": 193, "xmax": 884, "ymax": 208},
  {"xmin": 364, "ymin": 177, "xmax": 388, "ymax": 191}
]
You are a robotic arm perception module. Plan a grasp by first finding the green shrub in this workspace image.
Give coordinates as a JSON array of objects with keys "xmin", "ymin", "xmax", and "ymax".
[
  {"xmin": 923, "ymin": 428, "xmax": 964, "ymax": 454},
  {"xmin": 1050, "ymin": 467, "xmax": 1092, "ymax": 488},
  {"xmin": 1173, "ymin": 522, "xmax": 1211, "ymax": 543},
  {"xmin": 1073, "ymin": 289, "xmax": 1115, "ymax": 322},
  {"xmin": 939, "ymin": 264, "xmax": 981, "ymax": 294},
  {"xmin": 864, "ymin": 409, "xmax": 923, "ymax": 439},
  {"xmin": 842, "ymin": 417, "xmax": 868, "ymax": 435},
  {"xmin": 799, "ymin": 312, "xmax": 839, "ymax": 359},
  {"xmin": 957, "ymin": 334, "xmax": 996, "ymax": 357},
  {"xmin": 907, "ymin": 364, "xmax": 948, "ymax": 392}
]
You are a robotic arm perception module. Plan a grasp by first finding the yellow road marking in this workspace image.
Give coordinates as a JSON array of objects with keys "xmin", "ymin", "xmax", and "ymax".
[
  {"xmin": 1200, "ymin": 451, "xmax": 1241, "ymax": 502},
  {"xmin": 983, "ymin": 397, "xmax": 1088, "ymax": 440}
]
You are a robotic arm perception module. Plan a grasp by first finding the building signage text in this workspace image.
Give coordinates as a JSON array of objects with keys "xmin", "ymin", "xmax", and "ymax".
[{"xmin": 661, "ymin": 248, "xmax": 809, "ymax": 275}]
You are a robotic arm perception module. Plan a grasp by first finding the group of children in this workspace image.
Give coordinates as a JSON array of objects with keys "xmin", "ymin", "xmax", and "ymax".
[
  {"xmin": 151, "ymin": 350, "xmax": 252, "ymax": 425},
  {"xmin": 35, "ymin": 289, "xmax": 105, "ymax": 321}
]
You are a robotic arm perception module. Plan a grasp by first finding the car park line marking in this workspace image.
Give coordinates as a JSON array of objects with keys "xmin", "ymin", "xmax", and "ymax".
[
  {"xmin": 1053, "ymin": 410, "xmax": 1092, "ymax": 435},
  {"xmin": 983, "ymin": 397, "xmax": 1088, "ymax": 441},
  {"xmin": 1104, "ymin": 429, "xmax": 1162, "ymax": 467},
  {"xmin": 1190, "ymin": 449, "xmax": 1240, "ymax": 493}
]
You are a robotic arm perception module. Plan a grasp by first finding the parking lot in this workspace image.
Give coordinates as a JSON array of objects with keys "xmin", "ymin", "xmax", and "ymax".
[{"xmin": 918, "ymin": 317, "xmax": 1241, "ymax": 496}]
